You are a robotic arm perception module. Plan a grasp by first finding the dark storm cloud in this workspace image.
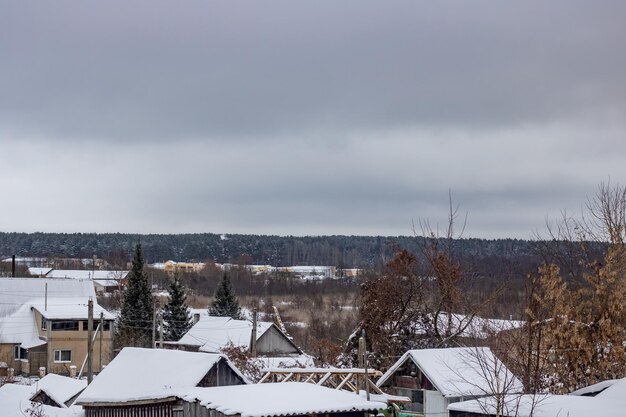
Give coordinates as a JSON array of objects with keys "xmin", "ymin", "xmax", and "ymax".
[{"xmin": 1, "ymin": 1, "xmax": 626, "ymax": 237}]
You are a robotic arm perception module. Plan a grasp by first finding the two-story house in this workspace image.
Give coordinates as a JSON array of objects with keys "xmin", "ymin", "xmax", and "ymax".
[{"xmin": 0, "ymin": 277, "xmax": 115, "ymax": 375}]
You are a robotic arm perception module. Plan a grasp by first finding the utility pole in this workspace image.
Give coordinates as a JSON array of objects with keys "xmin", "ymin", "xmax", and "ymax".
[
  {"xmin": 99, "ymin": 312, "xmax": 104, "ymax": 372},
  {"xmin": 44, "ymin": 283, "xmax": 48, "ymax": 312},
  {"xmin": 358, "ymin": 333, "xmax": 365, "ymax": 392},
  {"xmin": 159, "ymin": 314, "xmax": 164, "ymax": 348},
  {"xmin": 87, "ymin": 298, "xmax": 93, "ymax": 384},
  {"xmin": 152, "ymin": 299, "xmax": 157, "ymax": 349},
  {"xmin": 251, "ymin": 309, "xmax": 258, "ymax": 357},
  {"xmin": 361, "ymin": 329, "xmax": 370, "ymax": 401}
]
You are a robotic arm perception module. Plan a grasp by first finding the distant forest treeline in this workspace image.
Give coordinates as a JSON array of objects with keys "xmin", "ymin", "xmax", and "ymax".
[{"xmin": 0, "ymin": 232, "xmax": 542, "ymax": 269}]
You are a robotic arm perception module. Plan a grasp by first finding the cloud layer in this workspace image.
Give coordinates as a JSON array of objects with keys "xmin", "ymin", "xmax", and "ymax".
[{"xmin": 1, "ymin": 1, "xmax": 625, "ymax": 237}]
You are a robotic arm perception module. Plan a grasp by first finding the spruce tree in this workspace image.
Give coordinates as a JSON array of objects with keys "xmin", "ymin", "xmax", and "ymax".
[
  {"xmin": 118, "ymin": 242, "xmax": 154, "ymax": 347},
  {"xmin": 209, "ymin": 273, "xmax": 242, "ymax": 319},
  {"xmin": 162, "ymin": 275, "xmax": 192, "ymax": 341}
]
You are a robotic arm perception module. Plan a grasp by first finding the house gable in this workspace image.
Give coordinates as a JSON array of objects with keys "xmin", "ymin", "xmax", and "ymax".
[
  {"xmin": 256, "ymin": 324, "xmax": 301, "ymax": 355},
  {"xmin": 197, "ymin": 357, "xmax": 247, "ymax": 387}
]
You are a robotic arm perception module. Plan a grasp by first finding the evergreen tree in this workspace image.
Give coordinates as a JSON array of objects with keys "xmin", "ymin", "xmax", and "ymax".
[
  {"xmin": 162, "ymin": 275, "xmax": 192, "ymax": 341},
  {"xmin": 209, "ymin": 273, "xmax": 241, "ymax": 319},
  {"xmin": 118, "ymin": 242, "xmax": 154, "ymax": 347}
]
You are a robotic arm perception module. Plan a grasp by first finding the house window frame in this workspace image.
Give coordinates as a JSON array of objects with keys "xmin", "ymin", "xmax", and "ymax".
[
  {"xmin": 14, "ymin": 345, "xmax": 28, "ymax": 360},
  {"xmin": 53, "ymin": 349, "xmax": 72, "ymax": 363},
  {"xmin": 51, "ymin": 320, "xmax": 79, "ymax": 331}
]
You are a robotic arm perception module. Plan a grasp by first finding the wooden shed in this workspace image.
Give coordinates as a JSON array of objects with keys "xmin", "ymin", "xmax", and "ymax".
[{"xmin": 76, "ymin": 347, "xmax": 247, "ymax": 417}]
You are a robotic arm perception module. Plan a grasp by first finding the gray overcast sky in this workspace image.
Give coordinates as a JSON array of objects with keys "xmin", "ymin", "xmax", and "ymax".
[{"xmin": 1, "ymin": 1, "xmax": 626, "ymax": 238}]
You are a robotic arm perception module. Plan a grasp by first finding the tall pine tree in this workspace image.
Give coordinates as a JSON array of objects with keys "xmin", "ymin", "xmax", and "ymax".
[
  {"xmin": 209, "ymin": 273, "xmax": 241, "ymax": 319},
  {"xmin": 162, "ymin": 275, "xmax": 192, "ymax": 341},
  {"xmin": 118, "ymin": 242, "xmax": 154, "ymax": 347}
]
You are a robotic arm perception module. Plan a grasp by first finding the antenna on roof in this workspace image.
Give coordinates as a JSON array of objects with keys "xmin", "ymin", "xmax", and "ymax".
[{"xmin": 44, "ymin": 283, "xmax": 48, "ymax": 312}]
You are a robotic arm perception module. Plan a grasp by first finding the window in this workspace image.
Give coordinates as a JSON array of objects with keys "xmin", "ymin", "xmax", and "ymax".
[
  {"xmin": 172, "ymin": 407, "xmax": 184, "ymax": 417},
  {"xmin": 41, "ymin": 317, "xmax": 47, "ymax": 330},
  {"xmin": 103, "ymin": 321, "xmax": 111, "ymax": 331},
  {"xmin": 51, "ymin": 321, "xmax": 79, "ymax": 331},
  {"xmin": 13, "ymin": 346, "xmax": 28, "ymax": 360},
  {"xmin": 54, "ymin": 349, "xmax": 72, "ymax": 363}
]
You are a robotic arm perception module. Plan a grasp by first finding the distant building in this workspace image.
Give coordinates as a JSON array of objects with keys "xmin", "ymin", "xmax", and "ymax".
[{"xmin": 44, "ymin": 269, "xmax": 128, "ymax": 293}]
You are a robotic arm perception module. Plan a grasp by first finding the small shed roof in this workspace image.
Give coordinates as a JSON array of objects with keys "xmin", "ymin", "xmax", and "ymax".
[
  {"xmin": 76, "ymin": 347, "xmax": 246, "ymax": 405},
  {"xmin": 0, "ymin": 384, "xmax": 84, "ymax": 417},
  {"xmin": 28, "ymin": 267, "xmax": 53, "ymax": 276},
  {"xmin": 31, "ymin": 373, "xmax": 88, "ymax": 407},
  {"xmin": 176, "ymin": 316, "xmax": 274, "ymax": 351},
  {"xmin": 180, "ymin": 382, "xmax": 386, "ymax": 417},
  {"xmin": 377, "ymin": 347, "xmax": 522, "ymax": 398}
]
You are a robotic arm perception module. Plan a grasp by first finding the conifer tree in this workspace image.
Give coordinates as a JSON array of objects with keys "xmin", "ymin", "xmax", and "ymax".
[
  {"xmin": 162, "ymin": 275, "xmax": 192, "ymax": 341},
  {"xmin": 209, "ymin": 273, "xmax": 241, "ymax": 319},
  {"xmin": 118, "ymin": 242, "xmax": 154, "ymax": 347}
]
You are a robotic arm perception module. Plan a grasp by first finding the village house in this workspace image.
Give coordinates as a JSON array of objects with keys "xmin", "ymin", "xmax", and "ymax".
[
  {"xmin": 75, "ymin": 347, "xmax": 247, "ymax": 417},
  {"xmin": 376, "ymin": 347, "xmax": 522, "ymax": 417},
  {"xmin": 165, "ymin": 315, "xmax": 314, "ymax": 367},
  {"xmin": 0, "ymin": 277, "xmax": 115, "ymax": 376}
]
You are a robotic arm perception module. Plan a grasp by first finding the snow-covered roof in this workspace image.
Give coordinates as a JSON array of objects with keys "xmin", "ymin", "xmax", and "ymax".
[
  {"xmin": 377, "ymin": 347, "xmax": 522, "ymax": 398},
  {"xmin": 46, "ymin": 270, "xmax": 128, "ymax": 280},
  {"xmin": 414, "ymin": 313, "xmax": 524, "ymax": 339},
  {"xmin": 31, "ymin": 298, "xmax": 115, "ymax": 320},
  {"xmin": 180, "ymin": 382, "xmax": 386, "ymax": 417},
  {"xmin": 28, "ymin": 267, "xmax": 53, "ymax": 276},
  {"xmin": 31, "ymin": 374, "xmax": 87, "ymax": 407},
  {"xmin": 0, "ymin": 278, "xmax": 101, "ymax": 349},
  {"xmin": 176, "ymin": 316, "xmax": 274, "ymax": 352},
  {"xmin": 0, "ymin": 383, "xmax": 85, "ymax": 417},
  {"xmin": 569, "ymin": 378, "xmax": 620, "ymax": 396},
  {"xmin": 595, "ymin": 377, "xmax": 626, "ymax": 402},
  {"xmin": 93, "ymin": 279, "xmax": 122, "ymax": 288},
  {"xmin": 76, "ymin": 347, "xmax": 247, "ymax": 405},
  {"xmin": 448, "ymin": 381, "xmax": 626, "ymax": 417}
]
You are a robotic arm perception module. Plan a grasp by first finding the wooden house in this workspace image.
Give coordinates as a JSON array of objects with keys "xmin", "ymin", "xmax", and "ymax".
[
  {"xmin": 377, "ymin": 348, "xmax": 521, "ymax": 417},
  {"xmin": 75, "ymin": 347, "xmax": 248, "ymax": 417},
  {"xmin": 165, "ymin": 316, "xmax": 313, "ymax": 367}
]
